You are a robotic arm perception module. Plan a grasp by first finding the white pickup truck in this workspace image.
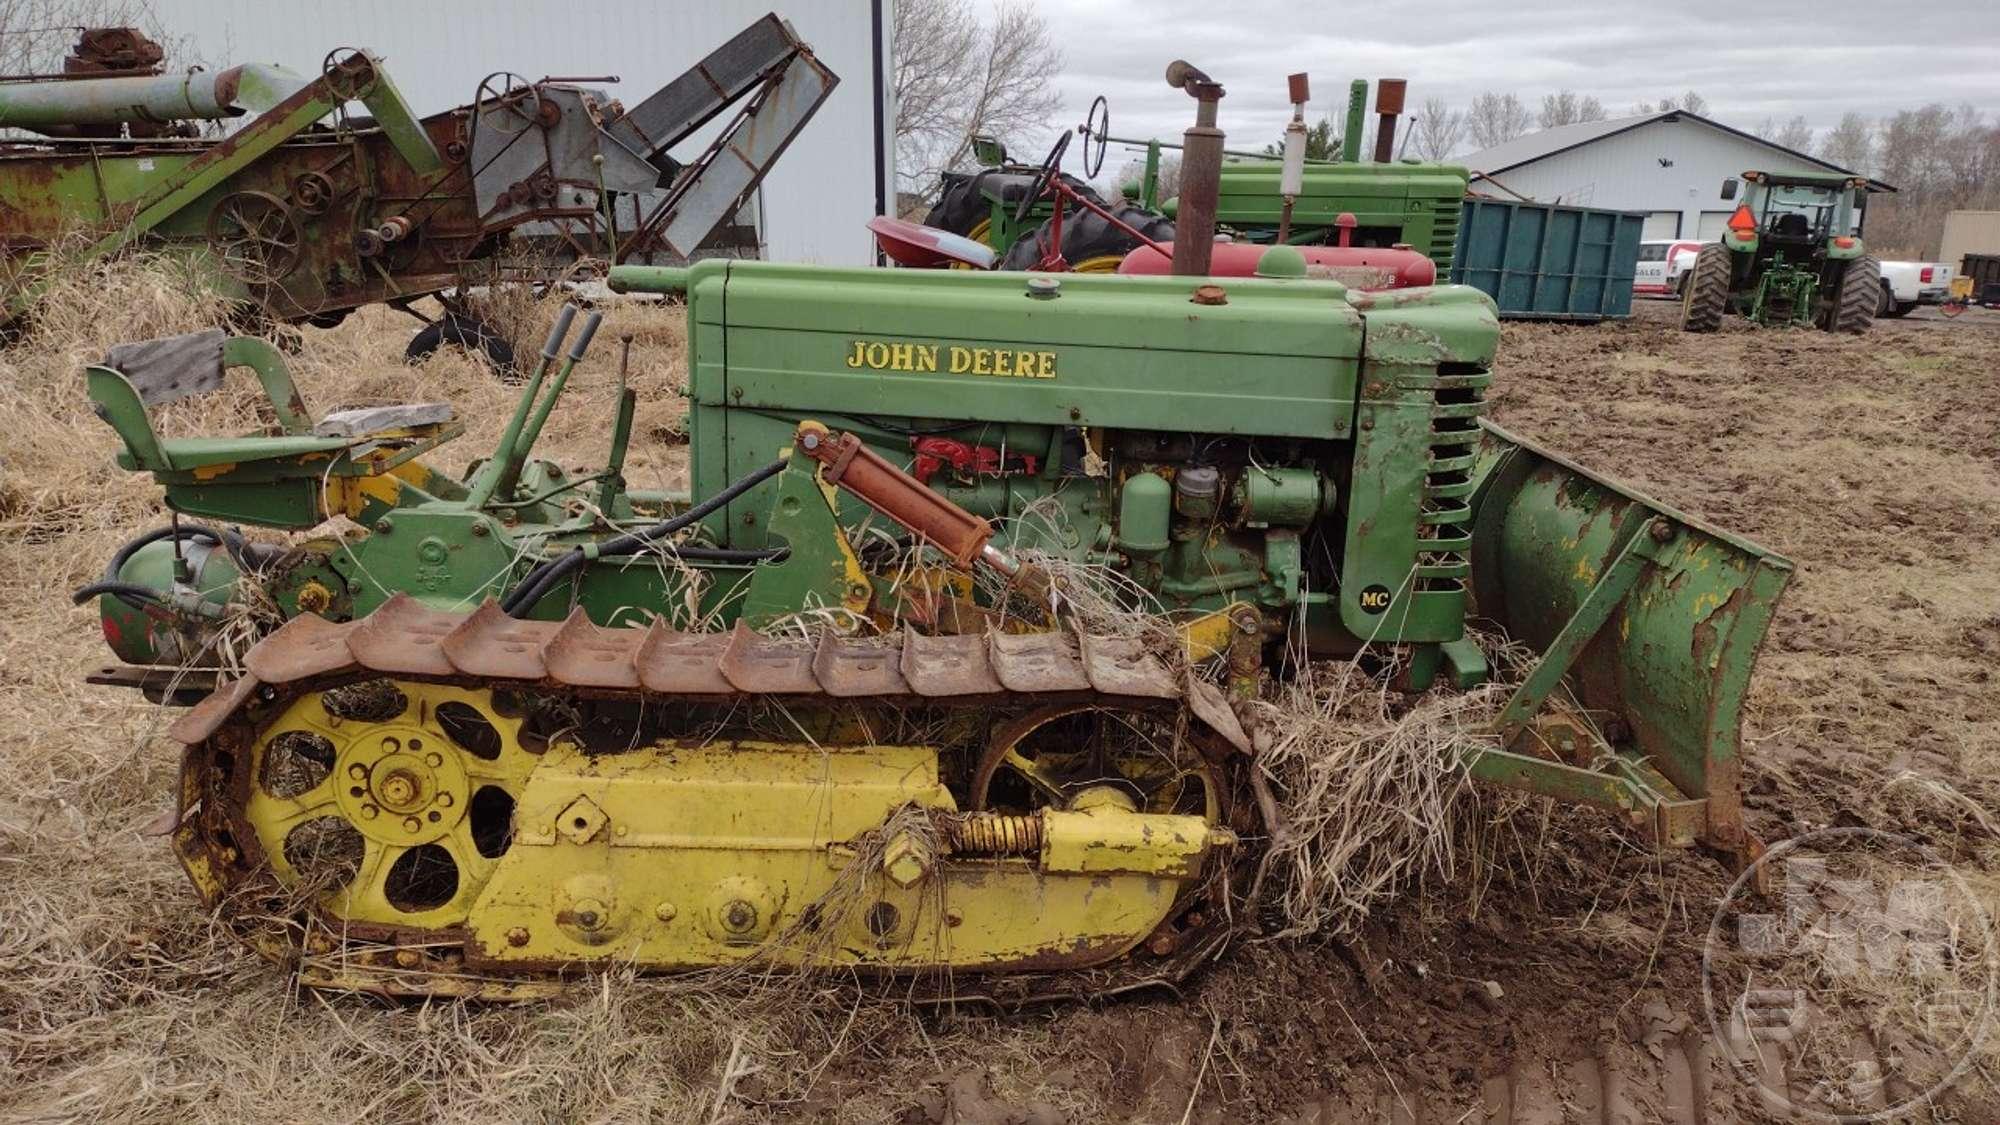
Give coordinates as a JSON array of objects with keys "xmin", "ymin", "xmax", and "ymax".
[
  {"xmin": 1634, "ymin": 239, "xmax": 1705, "ymax": 298},
  {"xmin": 1877, "ymin": 260, "xmax": 1955, "ymax": 318}
]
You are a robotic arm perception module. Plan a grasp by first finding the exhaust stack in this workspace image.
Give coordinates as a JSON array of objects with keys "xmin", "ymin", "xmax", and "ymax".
[
  {"xmin": 1372, "ymin": 78, "xmax": 1407, "ymax": 163},
  {"xmin": 1166, "ymin": 60, "xmax": 1224, "ymax": 277}
]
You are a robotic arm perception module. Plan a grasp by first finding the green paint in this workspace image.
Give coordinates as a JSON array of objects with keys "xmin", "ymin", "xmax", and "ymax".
[
  {"xmin": 1212, "ymin": 160, "xmax": 1470, "ymax": 270},
  {"xmin": 1342, "ymin": 80, "xmax": 1368, "ymax": 164},
  {"xmin": 1470, "ymin": 418, "xmax": 1794, "ymax": 846},
  {"xmin": 739, "ymin": 456, "xmax": 866, "ymax": 626},
  {"xmin": 1749, "ymin": 256, "xmax": 1819, "ymax": 326}
]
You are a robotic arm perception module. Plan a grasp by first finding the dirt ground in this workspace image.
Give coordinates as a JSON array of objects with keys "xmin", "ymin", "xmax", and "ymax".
[{"xmin": 2, "ymin": 281, "xmax": 1996, "ymax": 1124}]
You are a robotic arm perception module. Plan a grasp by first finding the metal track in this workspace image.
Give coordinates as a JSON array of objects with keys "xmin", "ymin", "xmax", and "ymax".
[{"xmin": 169, "ymin": 594, "xmax": 1256, "ymax": 1001}]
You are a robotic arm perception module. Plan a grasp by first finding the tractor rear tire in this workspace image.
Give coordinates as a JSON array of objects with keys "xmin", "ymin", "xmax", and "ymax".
[
  {"xmin": 1825, "ymin": 256, "xmax": 1879, "ymax": 334},
  {"xmin": 1680, "ymin": 244, "xmax": 1730, "ymax": 332}
]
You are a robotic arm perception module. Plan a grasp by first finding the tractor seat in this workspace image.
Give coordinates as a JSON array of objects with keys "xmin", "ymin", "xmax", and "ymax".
[
  {"xmin": 88, "ymin": 329, "xmax": 458, "ymax": 474},
  {"xmin": 1771, "ymin": 213, "xmax": 1810, "ymax": 238},
  {"xmin": 314, "ymin": 403, "xmax": 455, "ymax": 438}
]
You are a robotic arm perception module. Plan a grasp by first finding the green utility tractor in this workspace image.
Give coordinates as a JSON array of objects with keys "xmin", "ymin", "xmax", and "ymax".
[
  {"xmin": 79, "ymin": 258, "xmax": 1791, "ymax": 1000},
  {"xmin": 1681, "ymin": 170, "xmax": 1880, "ymax": 333}
]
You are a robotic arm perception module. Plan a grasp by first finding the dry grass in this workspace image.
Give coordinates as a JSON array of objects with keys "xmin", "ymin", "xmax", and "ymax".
[
  {"xmin": 0, "ymin": 261, "xmax": 1206, "ymax": 1125},
  {"xmin": 0, "ymin": 263, "xmax": 948, "ymax": 1124},
  {"xmin": 1250, "ymin": 634, "xmax": 1535, "ymax": 940}
]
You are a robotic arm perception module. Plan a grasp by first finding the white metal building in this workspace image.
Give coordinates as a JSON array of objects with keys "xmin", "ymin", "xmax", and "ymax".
[
  {"xmin": 144, "ymin": 0, "xmax": 894, "ymax": 265},
  {"xmin": 1464, "ymin": 111, "xmax": 1892, "ymax": 242}
]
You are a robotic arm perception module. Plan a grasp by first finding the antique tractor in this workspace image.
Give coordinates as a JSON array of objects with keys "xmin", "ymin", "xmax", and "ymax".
[
  {"xmin": 0, "ymin": 19, "xmax": 833, "ymax": 359},
  {"xmin": 881, "ymin": 71, "xmax": 1438, "ymax": 298},
  {"xmin": 1680, "ymin": 170, "xmax": 1880, "ymax": 332},
  {"xmin": 79, "ymin": 249, "xmax": 1791, "ymax": 999},
  {"xmin": 912, "ymin": 75, "xmax": 1468, "ymax": 276}
]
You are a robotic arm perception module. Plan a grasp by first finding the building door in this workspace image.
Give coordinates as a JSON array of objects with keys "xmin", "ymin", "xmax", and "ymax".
[
  {"xmin": 1642, "ymin": 211, "xmax": 1681, "ymax": 240},
  {"xmin": 1696, "ymin": 210, "xmax": 1737, "ymax": 240}
]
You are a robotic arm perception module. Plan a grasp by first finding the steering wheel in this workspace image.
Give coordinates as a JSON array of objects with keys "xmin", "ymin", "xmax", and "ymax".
[
  {"xmin": 1014, "ymin": 130, "xmax": 1071, "ymax": 226},
  {"xmin": 1079, "ymin": 96, "xmax": 1109, "ymax": 180}
]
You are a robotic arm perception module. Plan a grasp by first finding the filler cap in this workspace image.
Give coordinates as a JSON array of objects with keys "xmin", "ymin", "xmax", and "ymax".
[{"xmin": 1253, "ymin": 245, "xmax": 1308, "ymax": 279}]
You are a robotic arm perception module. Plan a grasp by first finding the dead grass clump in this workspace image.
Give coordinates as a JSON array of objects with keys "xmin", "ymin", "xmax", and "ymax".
[
  {"xmin": 972, "ymin": 497, "xmax": 1170, "ymax": 639},
  {"xmin": 1250, "ymin": 633, "xmax": 1535, "ymax": 940}
]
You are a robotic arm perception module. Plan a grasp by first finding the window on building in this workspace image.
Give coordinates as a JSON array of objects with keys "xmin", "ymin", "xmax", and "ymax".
[{"xmin": 1642, "ymin": 211, "xmax": 1682, "ymax": 240}]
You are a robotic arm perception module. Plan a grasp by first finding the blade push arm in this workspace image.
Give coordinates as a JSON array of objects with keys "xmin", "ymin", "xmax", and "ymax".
[{"xmin": 791, "ymin": 422, "xmax": 1032, "ymax": 584}]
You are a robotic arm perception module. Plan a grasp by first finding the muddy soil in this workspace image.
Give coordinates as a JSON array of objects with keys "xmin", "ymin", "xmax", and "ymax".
[
  {"xmin": 3, "ymin": 295, "xmax": 1996, "ymax": 1124},
  {"xmin": 865, "ymin": 303, "xmax": 2000, "ymax": 1124}
]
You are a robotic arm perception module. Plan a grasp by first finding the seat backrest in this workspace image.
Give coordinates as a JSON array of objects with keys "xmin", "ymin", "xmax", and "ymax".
[
  {"xmin": 1772, "ymin": 212, "xmax": 1809, "ymax": 238},
  {"xmin": 86, "ymin": 331, "xmax": 315, "ymax": 471}
]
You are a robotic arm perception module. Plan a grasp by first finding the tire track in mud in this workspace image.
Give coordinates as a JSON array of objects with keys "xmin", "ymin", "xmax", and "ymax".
[
  {"xmin": 1283, "ymin": 1002, "xmax": 1711, "ymax": 1125},
  {"xmin": 1281, "ymin": 999, "xmax": 1924, "ymax": 1124}
]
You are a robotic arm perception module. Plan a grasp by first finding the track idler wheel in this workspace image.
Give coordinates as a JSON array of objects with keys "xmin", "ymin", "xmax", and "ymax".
[{"xmin": 237, "ymin": 682, "xmax": 538, "ymax": 932}]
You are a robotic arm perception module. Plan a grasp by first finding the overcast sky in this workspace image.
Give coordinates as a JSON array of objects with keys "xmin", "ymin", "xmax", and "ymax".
[{"xmin": 1025, "ymin": 0, "xmax": 1999, "ymax": 169}]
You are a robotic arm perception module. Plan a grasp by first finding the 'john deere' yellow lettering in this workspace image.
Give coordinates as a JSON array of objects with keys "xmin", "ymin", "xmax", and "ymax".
[{"xmin": 848, "ymin": 338, "xmax": 1056, "ymax": 380}]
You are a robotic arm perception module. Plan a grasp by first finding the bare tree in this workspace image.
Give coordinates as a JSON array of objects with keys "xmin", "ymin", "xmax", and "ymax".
[
  {"xmin": 0, "ymin": 0, "xmax": 188, "ymax": 74},
  {"xmin": 1409, "ymin": 96, "xmax": 1466, "ymax": 161},
  {"xmin": 891, "ymin": 0, "xmax": 979, "ymax": 158},
  {"xmin": 1753, "ymin": 114, "xmax": 1815, "ymax": 151},
  {"xmin": 1636, "ymin": 91, "xmax": 1709, "ymax": 116},
  {"xmin": 1938, "ymin": 103, "xmax": 1998, "ymax": 197},
  {"xmin": 1818, "ymin": 112, "xmax": 1874, "ymax": 173},
  {"xmin": 1829, "ymin": 103, "xmax": 1999, "ymax": 257},
  {"xmin": 1774, "ymin": 115, "xmax": 1814, "ymax": 152},
  {"xmin": 1537, "ymin": 90, "xmax": 1606, "ymax": 129},
  {"xmin": 1113, "ymin": 153, "xmax": 1179, "ymax": 205},
  {"xmin": 1877, "ymin": 104, "xmax": 1956, "ymax": 192},
  {"xmin": 893, "ymin": 0, "xmax": 1063, "ymax": 204},
  {"xmin": 1465, "ymin": 92, "xmax": 1531, "ymax": 150}
]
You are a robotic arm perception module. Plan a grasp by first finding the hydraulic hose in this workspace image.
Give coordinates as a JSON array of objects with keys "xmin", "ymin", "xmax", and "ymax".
[
  {"xmin": 71, "ymin": 581, "xmax": 169, "ymax": 608},
  {"xmin": 81, "ymin": 523, "xmax": 276, "ymax": 612},
  {"xmin": 501, "ymin": 458, "xmax": 789, "ymax": 617}
]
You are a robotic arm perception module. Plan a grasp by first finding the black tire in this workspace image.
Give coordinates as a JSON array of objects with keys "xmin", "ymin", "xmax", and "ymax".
[
  {"xmin": 405, "ymin": 314, "xmax": 517, "ymax": 378},
  {"xmin": 1873, "ymin": 283, "xmax": 1918, "ymax": 319},
  {"xmin": 222, "ymin": 303, "xmax": 304, "ymax": 352},
  {"xmin": 1680, "ymin": 244, "xmax": 1730, "ymax": 332},
  {"xmin": 1825, "ymin": 255, "xmax": 1879, "ymax": 334}
]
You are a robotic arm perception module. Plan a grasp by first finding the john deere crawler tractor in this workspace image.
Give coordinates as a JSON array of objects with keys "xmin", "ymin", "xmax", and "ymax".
[
  {"xmin": 1681, "ymin": 170, "xmax": 1880, "ymax": 333},
  {"xmin": 80, "ymin": 254, "xmax": 1791, "ymax": 1001}
]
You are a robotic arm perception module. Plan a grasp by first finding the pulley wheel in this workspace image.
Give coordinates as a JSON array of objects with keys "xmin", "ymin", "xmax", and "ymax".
[{"xmin": 205, "ymin": 191, "xmax": 304, "ymax": 286}]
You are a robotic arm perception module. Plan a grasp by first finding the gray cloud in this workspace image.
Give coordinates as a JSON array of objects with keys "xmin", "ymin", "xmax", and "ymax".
[{"xmin": 1012, "ymin": 0, "xmax": 1998, "ymax": 172}]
